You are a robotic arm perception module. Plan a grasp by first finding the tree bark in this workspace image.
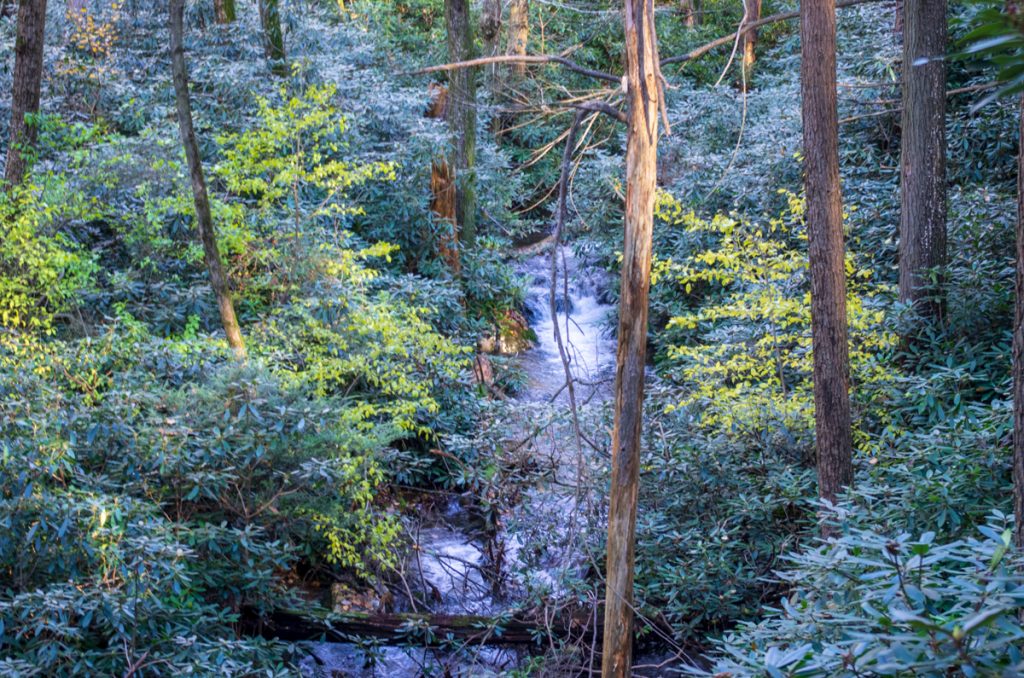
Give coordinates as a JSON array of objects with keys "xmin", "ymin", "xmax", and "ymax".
[
  {"xmin": 601, "ymin": 1, "xmax": 660, "ymax": 675},
  {"xmin": 801, "ymin": 0, "xmax": 853, "ymax": 504},
  {"xmin": 4, "ymin": 0, "xmax": 48, "ymax": 187},
  {"xmin": 480, "ymin": 0, "xmax": 502, "ymax": 95},
  {"xmin": 741, "ymin": 0, "xmax": 762, "ymax": 84},
  {"xmin": 169, "ymin": 0, "xmax": 247, "ymax": 359},
  {"xmin": 445, "ymin": 0, "xmax": 477, "ymax": 246},
  {"xmin": 680, "ymin": 0, "xmax": 697, "ymax": 27},
  {"xmin": 1014, "ymin": 92, "xmax": 1024, "ymax": 549},
  {"xmin": 214, "ymin": 0, "xmax": 236, "ymax": 23},
  {"xmin": 898, "ymin": 0, "xmax": 947, "ymax": 321},
  {"xmin": 259, "ymin": 0, "xmax": 287, "ymax": 76},
  {"xmin": 426, "ymin": 85, "xmax": 460, "ymax": 274},
  {"xmin": 506, "ymin": 0, "xmax": 529, "ymax": 81}
]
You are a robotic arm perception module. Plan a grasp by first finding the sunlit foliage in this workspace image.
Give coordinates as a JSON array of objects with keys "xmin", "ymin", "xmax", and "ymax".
[{"xmin": 656, "ymin": 191, "xmax": 896, "ymax": 450}]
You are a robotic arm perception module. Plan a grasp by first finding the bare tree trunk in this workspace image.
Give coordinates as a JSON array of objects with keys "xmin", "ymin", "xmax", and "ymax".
[
  {"xmin": 1014, "ymin": 92, "xmax": 1024, "ymax": 549},
  {"xmin": 214, "ymin": 0, "xmax": 236, "ymax": 23},
  {"xmin": 680, "ymin": 0, "xmax": 696, "ymax": 27},
  {"xmin": 741, "ymin": 0, "xmax": 762, "ymax": 84},
  {"xmin": 895, "ymin": 0, "xmax": 904, "ymax": 33},
  {"xmin": 898, "ymin": 0, "xmax": 947, "ymax": 321},
  {"xmin": 601, "ymin": 0, "xmax": 661, "ymax": 675},
  {"xmin": 169, "ymin": 0, "xmax": 247, "ymax": 359},
  {"xmin": 801, "ymin": 0, "xmax": 853, "ymax": 504},
  {"xmin": 480, "ymin": 0, "xmax": 502, "ymax": 95},
  {"xmin": 445, "ymin": 0, "xmax": 477, "ymax": 246},
  {"xmin": 506, "ymin": 0, "xmax": 528, "ymax": 81},
  {"xmin": 4, "ymin": 0, "xmax": 48, "ymax": 187},
  {"xmin": 259, "ymin": 0, "xmax": 287, "ymax": 76}
]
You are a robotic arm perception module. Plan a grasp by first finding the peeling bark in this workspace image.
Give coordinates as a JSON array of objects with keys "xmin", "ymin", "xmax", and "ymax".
[
  {"xmin": 601, "ymin": 0, "xmax": 661, "ymax": 675},
  {"xmin": 741, "ymin": 0, "xmax": 762, "ymax": 84},
  {"xmin": 680, "ymin": 0, "xmax": 697, "ymax": 27},
  {"xmin": 506, "ymin": 0, "xmax": 529, "ymax": 80}
]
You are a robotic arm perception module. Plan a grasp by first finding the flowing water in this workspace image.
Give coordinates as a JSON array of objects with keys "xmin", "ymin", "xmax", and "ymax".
[{"xmin": 301, "ymin": 246, "xmax": 616, "ymax": 677}]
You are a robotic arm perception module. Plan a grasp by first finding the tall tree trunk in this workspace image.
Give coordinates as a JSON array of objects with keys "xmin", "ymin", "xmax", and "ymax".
[
  {"xmin": 680, "ymin": 0, "xmax": 696, "ymax": 27},
  {"xmin": 506, "ymin": 0, "xmax": 529, "ymax": 81},
  {"xmin": 898, "ymin": 0, "xmax": 947, "ymax": 321},
  {"xmin": 445, "ymin": 0, "xmax": 477, "ymax": 246},
  {"xmin": 214, "ymin": 0, "xmax": 236, "ymax": 23},
  {"xmin": 169, "ymin": 0, "xmax": 247, "ymax": 359},
  {"xmin": 4, "ymin": 0, "xmax": 48, "ymax": 187},
  {"xmin": 801, "ymin": 0, "xmax": 853, "ymax": 504},
  {"xmin": 741, "ymin": 0, "xmax": 762, "ymax": 84},
  {"xmin": 259, "ymin": 0, "xmax": 287, "ymax": 76},
  {"xmin": 480, "ymin": 0, "xmax": 502, "ymax": 95},
  {"xmin": 1014, "ymin": 92, "xmax": 1024, "ymax": 549},
  {"xmin": 601, "ymin": 0, "xmax": 660, "ymax": 675}
]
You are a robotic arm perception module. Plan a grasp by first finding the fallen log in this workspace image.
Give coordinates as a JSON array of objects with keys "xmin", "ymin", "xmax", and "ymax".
[{"xmin": 250, "ymin": 608, "xmax": 600, "ymax": 648}]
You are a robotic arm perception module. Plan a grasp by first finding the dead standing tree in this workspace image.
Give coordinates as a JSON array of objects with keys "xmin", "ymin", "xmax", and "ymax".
[{"xmin": 601, "ymin": 0, "xmax": 666, "ymax": 674}]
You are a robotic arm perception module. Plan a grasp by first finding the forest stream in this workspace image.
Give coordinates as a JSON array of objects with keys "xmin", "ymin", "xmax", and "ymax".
[{"xmin": 300, "ymin": 246, "xmax": 616, "ymax": 676}]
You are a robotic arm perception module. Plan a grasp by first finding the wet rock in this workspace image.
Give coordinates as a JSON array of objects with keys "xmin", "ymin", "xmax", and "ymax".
[
  {"xmin": 330, "ymin": 583, "xmax": 388, "ymax": 614},
  {"xmin": 478, "ymin": 309, "xmax": 534, "ymax": 355},
  {"xmin": 496, "ymin": 309, "xmax": 533, "ymax": 354}
]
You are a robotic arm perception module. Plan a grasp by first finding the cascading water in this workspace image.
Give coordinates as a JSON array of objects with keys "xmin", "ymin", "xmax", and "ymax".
[{"xmin": 301, "ymin": 246, "xmax": 615, "ymax": 677}]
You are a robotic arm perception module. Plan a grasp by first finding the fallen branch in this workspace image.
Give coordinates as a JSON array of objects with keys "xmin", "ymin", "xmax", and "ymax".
[
  {"xmin": 660, "ymin": 0, "xmax": 885, "ymax": 66},
  {"xmin": 838, "ymin": 83, "xmax": 1000, "ymax": 124},
  {"xmin": 404, "ymin": 54, "xmax": 620, "ymax": 85},
  {"xmin": 850, "ymin": 81, "xmax": 1000, "ymax": 107},
  {"xmin": 250, "ymin": 608, "xmax": 598, "ymax": 647}
]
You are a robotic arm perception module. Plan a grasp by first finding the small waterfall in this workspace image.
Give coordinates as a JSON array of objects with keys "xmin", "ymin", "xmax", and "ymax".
[
  {"xmin": 302, "ymin": 245, "xmax": 616, "ymax": 677},
  {"xmin": 519, "ymin": 247, "xmax": 615, "ymax": 404}
]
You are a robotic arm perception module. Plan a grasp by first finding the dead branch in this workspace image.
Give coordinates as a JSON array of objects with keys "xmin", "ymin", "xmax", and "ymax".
[{"xmin": 660, "ymin": 0, "xmax": 886, "ymax": 67}]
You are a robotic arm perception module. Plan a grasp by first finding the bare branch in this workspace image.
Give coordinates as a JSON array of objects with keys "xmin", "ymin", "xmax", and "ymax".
[{"xmin": 571, "ymin": 101, "xmax": 626, "ymax": 122}]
